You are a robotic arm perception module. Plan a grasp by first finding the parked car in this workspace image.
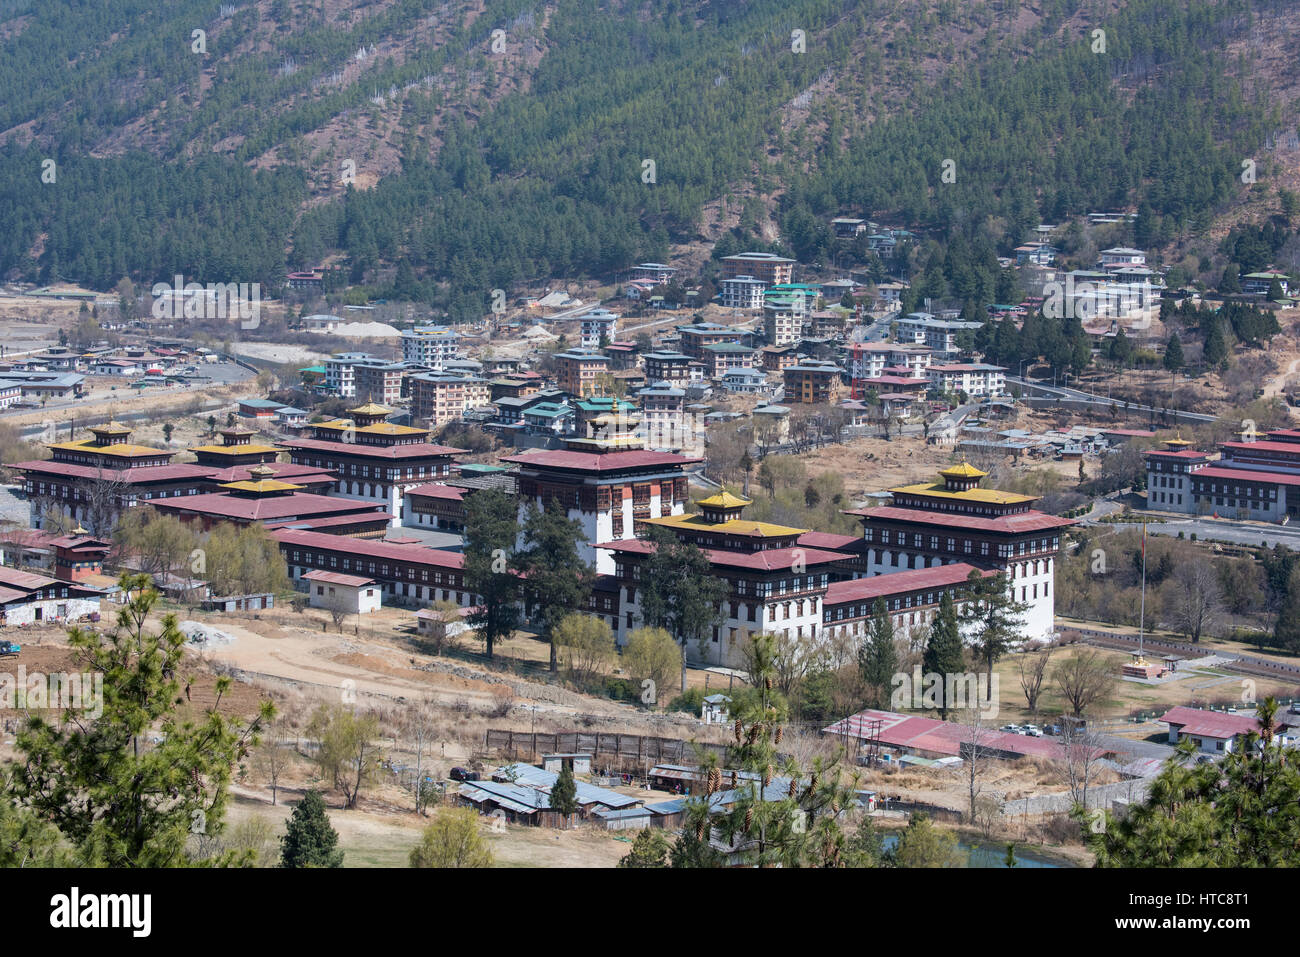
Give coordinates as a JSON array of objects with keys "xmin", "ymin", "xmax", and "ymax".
[
  {"xmin": 1043, "ymin": 724, "xmax": 1062, "ymax": 736},
  {"xmin": 1000, "ymin": 724, "xmax": 1023, "ymax": 735},
  {"xmin": 448, "ymin": 767, "xmax": 479, "ymax": 782},
  {"xmin": 1022, "ymin": 724, "xmax": 1043, "ymax": 737}
]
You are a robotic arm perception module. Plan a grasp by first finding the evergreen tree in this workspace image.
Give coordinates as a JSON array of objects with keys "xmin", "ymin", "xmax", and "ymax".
[
  {"xmin": 618, "ymin": 828, "xmax": 671, "ymax": 868},
  {"xmin": 462, "ymin": 488, "xmax": 521, "ymax": 659},
  {"xmin": 551, "ymin": 763, "xmax": 579, "ymax": 820},
  {"xmin": 959, "ymin": 570, "xmax": 1027, "ymax": 696},
  {"xmin": 1087, "ymin": 700, "xmax": 1300, "ymax": 866},
  {"xmin": 1163, "ymin": 333, "xmax": 1184, "ymax": 372},
  {"xmin": 512, "ymin": 499, "xmax": 595, "ymax": 673},
  {"xmin": 858, "ymin": 598, "xmax": 898, "ymax": 708},
  {"xmin": 638, "ymin": 526, "xmax": 728, "ymax": 692},
  {"xmin": 1203, "ymin": 319, "xmax": 1228, "ymax": 367},
  {"xmin": 280, "ymin": 790, "xmax": 344, "ymax": 868},
  {"xmin": 922, "ymin": 591, "xmax": 966, "ymax": 718},
  {"xmin": 1219, "ymin": 263, "xmax": 1241, "ymax": 294},
  {"xmin": 682, "ymin": 632, "xmax": 860, "ymax": 867},
  {"xmin": 12, "ymin": 574, "xmax": 273, "ymax": 867}
]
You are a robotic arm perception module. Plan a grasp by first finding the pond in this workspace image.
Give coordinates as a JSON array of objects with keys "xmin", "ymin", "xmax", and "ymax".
[{"xmin": 881, "ymin": 833, "xmax": 1066, "ymax": 868}]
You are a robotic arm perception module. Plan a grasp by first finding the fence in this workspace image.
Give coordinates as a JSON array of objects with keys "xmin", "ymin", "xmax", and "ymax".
[{"xmin": 483, "ymin": 728, "xmax": 728, "ymax": 766}]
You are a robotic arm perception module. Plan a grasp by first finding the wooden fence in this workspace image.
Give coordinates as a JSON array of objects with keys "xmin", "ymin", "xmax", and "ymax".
[{"xmin": 483, "ymin": 728, "xmax": 728, "ymax": 766}]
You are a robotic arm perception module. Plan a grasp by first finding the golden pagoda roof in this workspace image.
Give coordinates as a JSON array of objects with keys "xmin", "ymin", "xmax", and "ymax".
[
  {"xmin": 190, "ymin": 443, "xmax": 282, "ymax": 456},
  {"xmin": 644, "ymin": 514, "xmax": 806, "ymax": 537},
  {"xmin": 220, "ymin": 478, "xmax": 303, "ymax": 494},
  {"xmin": 939, "ymin": 461, "xmax": 987, "ymax": 480},
  {"xmin": 315, "ymin": 419, "xmax": 427, "ymax": 437},
  {"xmin": 1164, "ymin": 435, "xmax": 1193, "ymax": 447},
  {"xmin": 48, "ymin": 439, "xmax": 165, "ymax": 457},
  {"xmin": 697, "ymin": 490, "xmax": 753, "ymax": 509},
  {"xmin": 90, "ymin": 421, "xmax": 132, "ymax": 434},
  {"xmin": 890, "ymin": 481, "xmax": 1033, "ymax": 505},
  {"xmin": 347, "ymin": 402, "xmax": 392, "ymax": 417}
]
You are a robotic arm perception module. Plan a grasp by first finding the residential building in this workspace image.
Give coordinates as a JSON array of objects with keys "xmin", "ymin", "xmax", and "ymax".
[
  {"xmin": 677, "ymin": 323, "xmax": 746, "ymax": 359},
  {"xmin": 926, "ymin": 363, "xmax": 1007, "ymax": 398},
  {"xmin": 720, "ymin": 276, "xmax": 767, "ymax": 310},
  {"xmin": 783, "ymin": 360, "xmax": 844, "ymax": 405},
  {"xmin": 401, "ymin": 326, "xmax": 460, "ymax": 370},
  {"xmin": 578, "ymin": 309, "xmax": 619, "ymax": 349},
  {"xmin": 1242, "ymin": 271, "xmax": 1291, "ymax": 297},
  {"xmin": 410, "ymin": 372, "xmax": 492, "ymax": 428},
  {"xmin": 893, "ymin": 313, "xmax": 983, "ymax": 355},
  {"xmin": 642, "ymin": 351, "xmax": 694, "ymax": 388},
  {"xmin": 720, "ymin": 252, "xmax": 795, "ymax": 285},
  {"xmin": 325, "ymin": 352, "xmax": 379, "ymax": 399},
  {"xmin": 303, "ymin": 570, "xmax": 383, "ymax": 615},
  {"xmin": 701, "ymin": 343, "xmax": 757, "ymax": 380},
  {"xmin": 353, "ymin": 361, "xmax": 406, "ymax": 406},
  {"xmin": 633, "ymin": 263, "xmax": 677, "ymax": 285},
  {"xmin": 554, "ymin": 350, "xmax": 611, "ymax": 398}
]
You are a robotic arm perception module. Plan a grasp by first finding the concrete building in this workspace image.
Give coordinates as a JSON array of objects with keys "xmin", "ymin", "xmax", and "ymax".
[
  {"xmin": 303, "ymin": 569, "xmax": 383, "ymax": 615},
  {"xmin": 401, "ymin": 326, "xmax": 460, "ymax": 370}
]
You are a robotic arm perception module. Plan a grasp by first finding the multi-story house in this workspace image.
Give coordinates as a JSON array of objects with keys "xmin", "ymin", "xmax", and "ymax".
[
  {"xmin": 554, "ymin": 350, "xmax": 611, "ymax": 398},
  {"xmin": 410, "ymin": 372, "xmax": 492, "ymax": 428},
  {"xmin": 720, "ymin": 252, "xmax": 795, "ymax": 285},
  {"xmin": 401, "ymin": 326, "xmax": 460, "ymax": 370}
]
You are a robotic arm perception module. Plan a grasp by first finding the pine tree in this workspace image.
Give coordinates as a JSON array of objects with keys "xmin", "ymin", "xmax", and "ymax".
[
  {"xmin": 858, "ymin": 598, "xmax": 898, "ymax": 708},
  {"xmin": 618, "ymin": 828, "xmax": 671, "ymax": 867},
  {"xmin": 12, "ymin": 574, "xmax": 272, "ymax": 867},
  {"xmin": 923, "ymin": 591, "xmax": 967, "ymax": 718},
  {"xmin": 512, "ymin": 499, "xmax": 595, "ymax": 673},
  {"xmin": 1163, "ymin": 333, "xmax": 1184, "ymax": 372},
  {"xmin": 960, "ymin": 570, "xmax": 1028, "ymax": 696},
  {"xmin": 551, "ymin": 763, "xmax": 579, "ymax": 822},
  {"xmin": 462, "ymin": 488, "xmax": 521, "ymax": 659},
  {"xmin": 280, "ymin": 790, "xmax": 344, "ymax": 868}
]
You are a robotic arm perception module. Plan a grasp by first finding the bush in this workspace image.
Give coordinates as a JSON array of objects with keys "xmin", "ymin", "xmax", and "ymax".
[
  {"xmin": 668, "ymin": 687, "xmax": 707, "ymax": 714},
  {"xmin": 604, "ymin": 677, "xmax": 640, "ymax": 702}
]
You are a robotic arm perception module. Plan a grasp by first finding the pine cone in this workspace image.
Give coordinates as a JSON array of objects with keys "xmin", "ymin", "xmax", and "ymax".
[
  {"xmin": 831, "ymin": 799, "xmax": 840, "ymax": 814},
  {"xmin": 763, "ymin": 765, "xmax": 772, "ymax": 787},
  {"xmin": 734, "ymin": 718, "xmax": 743, "ymax": 743},
  {"xmin": 743, "ymin": 806, "xmax": 754, "ymax": 833},
  {"xmin": 747, "ymin": 725, "xmax": 760, "ymax": 745},
  {"xmin": 695, "ymin": 818, "xmax": 706, "ymax": 841},
  {"xmin": 707, "ymin": 767, "xmax": 721, "ymax": 795},
  {"xmin": 774, "ymin": 725, "xmax": 784, "ymax": 745},
  {"xmin": 765, "ymin": 676, "xmax": 773, "ymax": 691},
  {"xmin": 788, "ymin": 779, "xmax": 797, "ymax": 798}
]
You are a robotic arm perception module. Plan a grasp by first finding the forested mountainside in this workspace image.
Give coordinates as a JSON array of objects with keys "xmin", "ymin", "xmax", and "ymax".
[{"xmin": 0, "ymin": 0, "xmax": 1294, "ymax": 316}]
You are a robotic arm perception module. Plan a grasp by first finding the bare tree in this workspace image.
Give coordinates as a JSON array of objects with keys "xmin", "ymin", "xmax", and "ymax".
[
  {"xmin": 1052, "ymin": 648, "xmax": 1116, "ymax": 716},
  {"xmin": 959, "ymin": 706, "xmax": 998, "ymax": 826},
  {"xmin": 79, "ymin": 467, "xmax": 127, "ymax": 537},
  {"xmin": 254, "ymin": 720, "xmax": 293, "ymax": 806},
  {"xmin": 405, "ymin": 701, "xmax": 440, "ymax": 815},
  {"xmin": 1018, "ymin": 647, "xmax": 1054, "ymax": 717},
  {"xmin": 1169, "ymin": 555, "xmax": 1221, "ymax": 643},
  {"xmin": 1059, "ymin": 721, "xmax": 1108, "ymax": 811}
]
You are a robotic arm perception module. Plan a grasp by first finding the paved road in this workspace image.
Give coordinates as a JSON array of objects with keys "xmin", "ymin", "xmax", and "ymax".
[{"xmin": 1008, "ymin": 376, "xmax": 1216, "ymax": 426}]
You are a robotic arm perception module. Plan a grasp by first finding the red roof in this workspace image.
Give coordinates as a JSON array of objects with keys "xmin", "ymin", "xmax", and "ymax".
[
  {"xmin": 596, "ymin": 538, "xmax": 849, "ymax": 571},
  {"xmin": 279, "ymin": 438, "xmax": 464, "ymax": 459},
  {"xmin": 202, "ymin": 463, "xmax": 337, "ymax": 484},
  {"xmin": 1160, "ymin": 706, "xmax": 1295, "ymax": 739},
  {"xmin": 303, "ymin": 569, "xmax": 376, "ymax": 587},
  {"xmin": 1145, "ymin": 449, "xmax": 1210, "ymax": 460},
  {"xmin": 856, "ymin": 376, "xmax": 928, "ymax": 389},
  {"xmin": 404, "ymin": 483, "xmax": 465, "ymax": 500},
  {"xmin": 154, "ymin": 491, "xmax": 387, "ymax": 523},
  {"xmin": 845, "ymin": 505, "xmax": 1075, "ymax": 534},
  {"xmin": 824, "ymin": 709, "xmax": 1107, "ymax": 761},
  {"xmin": 9, "ymin": 460, "xmax": 214, "ymax": 484},
  {"xmin": 1192, "ymin": 466, "xmax": 1300, "ymax": 488},
  {"xmin": 502, "ymin": 449, "xmax": 698, "ymax": 473},
  {"xmin": 1221, "ymin": 440, "xmax": 1300, "ymax": 455},
  {"xmin": 797, "ymin": 531, "xmax": 860, "ymax": 551},
  {"xmin": 273, "ymin": 528, "xmax": 464, "ymax": 569},
  {"xmin": 824, "ymin": 563, "xmax": 992, "ymax": 606}
]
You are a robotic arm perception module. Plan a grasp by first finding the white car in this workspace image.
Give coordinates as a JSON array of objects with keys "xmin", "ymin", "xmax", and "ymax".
[
  {"xmin": 1022, "ymin": 725, "xmax": 1043, "ymax": 737},
  {"xmin": 1000, "ymin": 724, "xmax": 1023, "ymax": 735}
]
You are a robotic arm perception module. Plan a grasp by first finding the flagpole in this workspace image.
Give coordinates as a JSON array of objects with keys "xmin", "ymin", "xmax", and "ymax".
[{"xmin": 1138, "ymin": 523, "xmax": 1147, "ymax": 660}]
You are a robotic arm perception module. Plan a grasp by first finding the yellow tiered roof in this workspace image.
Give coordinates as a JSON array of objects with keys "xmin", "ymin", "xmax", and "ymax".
[
  {"xmin": 190, "ymin": 443, "xmax": 282, "ymax": 456},
  {"xmin": 347, "ymin": 402, "xmax": 392, "ymax": 416},
  {"xmin": 315, "ymin": 418, "xmax": 426, "ymax": 437},
  {"xmin": 890, "ymin": 481, "xmax": 1032, "ymax": 505},
  {"xmin": 643, "ymin": 513, "xmax": 805, "ymax": 537},
  {"xmin": 697, "ymin": 490, "xmax": 753, "ymax": 509},
  {"xmin": 939, "ymin": 461, "xmax": 987, "ymax": 480},
  {"xmin": 90, "ymin": 421, "xmax": 132, "ymax": 434},
  {"xmin": 48, "ymin": 439, "xmax": 165, "ymax": 457}
]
